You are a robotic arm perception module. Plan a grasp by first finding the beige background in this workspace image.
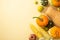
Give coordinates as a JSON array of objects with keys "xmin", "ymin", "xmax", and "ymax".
[{"xmin": 0, "ymin": 0, "xmax": 40, "ymax": 40}]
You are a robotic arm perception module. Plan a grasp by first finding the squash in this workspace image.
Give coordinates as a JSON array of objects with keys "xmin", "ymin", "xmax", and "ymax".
[
  {"xmin": 48, "ymin": 26, "xmax": 60, "ymax": 38},
  {"xmin": 37, "ymin": 6, "xmax": 44, "ymax": 12},
  {"xmin": 52, "ymin": 0, "xmax": 60, "ymax": 7},
  {"xmin": 33, "ymin": 15, "xmax": 49, "ymax": 27},
  {"xmin": 40, "ymin": 0, "xmax": 48, "ymax": 6},
  {"xmin": 49, "ymin": 0, "xmax": 60, "ymax": 7}
]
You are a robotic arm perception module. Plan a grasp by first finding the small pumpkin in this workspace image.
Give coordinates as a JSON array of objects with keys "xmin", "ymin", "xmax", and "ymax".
[
  {"xmin": 40, "ymin": 0, "xmax": 48, "ymax": 6},
  {"xmin": 33, "ymin": 15, "xmax": 49, "ymax": 27},
  {"xmin": 37, "ymin": 6, "xmax": 44, "ymax": 12},
  {"xmin": 48, "ymin": 26, "xmax": 60, "ymax": 38},
  {"xmin": 52, "ymin": 0, "xmax": 60, "ymax": 7},
  {"xmin": 49, "ymin": 0, "xmax": 60, "ymax": 7}
]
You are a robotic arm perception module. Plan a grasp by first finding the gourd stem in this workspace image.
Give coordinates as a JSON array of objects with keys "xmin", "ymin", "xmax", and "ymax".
[
  {"xmin": 33, "ymin": 17, "xmax": 40, "ymax": 19},
  {"xmin": 33, "ymin": 17, "xmax": 43, "ymax": 21}
]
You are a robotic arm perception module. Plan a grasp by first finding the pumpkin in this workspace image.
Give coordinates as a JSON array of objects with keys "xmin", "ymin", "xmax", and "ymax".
[
  {"xmin": 48, "ymin": 26, "xmax": 60, "ymax": 38},
  {"xmin": 49, "ymin": 0, "xmax": 60, "ymax": 7},
  {"xmin": 37, "ymin": 6, "xmax": 44, "ymax": 12},
  {"xmin": 40, "ymin": 0, "xmax": 48, "ymax": 6},
  {"xmin": 33, "ymin": 15, "xmax": 49, "ymax": 27},
  {"xmin": 52, "ymin": 0, "xmax": 60, "ymax": 7}
]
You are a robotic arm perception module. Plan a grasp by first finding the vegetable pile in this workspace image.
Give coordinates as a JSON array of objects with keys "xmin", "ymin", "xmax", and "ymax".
[{"xmin": 29, "ymin": 0, "xmax": 60, "ymax": 40}]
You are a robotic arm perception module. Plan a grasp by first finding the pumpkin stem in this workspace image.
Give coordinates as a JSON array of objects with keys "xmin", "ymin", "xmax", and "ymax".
[
  {"xmin": 33, "ymin": 17, "xmax": 43, "ymax": 21},
  {"xmin": 56, "ymin": 0, "xmax": 60, "ymax": 2}
]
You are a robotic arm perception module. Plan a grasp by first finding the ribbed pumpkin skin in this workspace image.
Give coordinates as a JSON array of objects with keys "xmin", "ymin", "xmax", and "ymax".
[
  {"xmin": 52, "ymin": 0, "xmax": 60, "ymax": 7},
  {"xmin": 36, "ymin": 15, "xmax": 48, "ymax": 27},
  {"xmin": 48, "ymin": 26, "xmax": 60, "ymax": 38}
]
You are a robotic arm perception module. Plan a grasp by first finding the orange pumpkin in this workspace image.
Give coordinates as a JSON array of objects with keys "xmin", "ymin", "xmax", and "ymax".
[
  {"xmin": 48, "ymin": 26, "xmax": 60, "ymax": 38},
  {"xmin": 52, "ymin": 0, "xmax": 60, "ymax": 7},
  {"xmin": 35, "ymin": 15, "xmax": 49, "ymax": 27}
]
